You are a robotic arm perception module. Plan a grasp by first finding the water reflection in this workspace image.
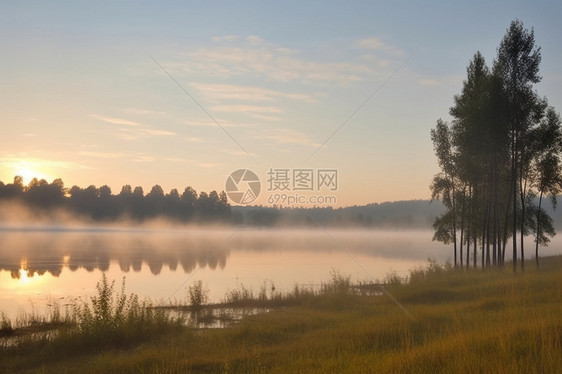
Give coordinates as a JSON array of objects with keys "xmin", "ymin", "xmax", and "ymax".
[
  {"xmin": 2, "ymin": 226, "xmax": 560, "ymax": 323},
  {"xmin": 0, "ymin": 228, "xmax": 448, "ymax": 281},
  {"xmin": 5, "ymin": 226, "xmax": 559, "ymax": 283},
  {"xmin": 0, "ymin": 229, "xmax": 231, "ymax": 279}
]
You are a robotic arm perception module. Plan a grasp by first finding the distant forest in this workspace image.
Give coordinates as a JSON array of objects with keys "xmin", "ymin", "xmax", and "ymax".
[
  {"xmin": 0, "ymin": 176, "xmax": 230, "ymax": 222},
  {"xmin": 2, "ymin": 176, "xmax": 561, "ymax": 229},
  {"xmin": 0, "ymin": 176, "xmax": 449, "ymax": 227},
  {"xmin": 232, "ymin": 200, "xmax": 446, "ymax": 228}
]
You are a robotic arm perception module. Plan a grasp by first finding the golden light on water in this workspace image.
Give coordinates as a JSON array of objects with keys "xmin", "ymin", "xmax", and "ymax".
[
  {"xmin": 19, "ymin": 268, "xmax": 31, "ymax": 283},
  {"xmin": 17, "ymin": 259, "xmax": 40, "ymax": 285}
]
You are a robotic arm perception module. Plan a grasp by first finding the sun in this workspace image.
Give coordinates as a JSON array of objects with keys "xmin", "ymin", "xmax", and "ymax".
[
  {"xmin": 12, "ymin": 160, "xmax": 53, "ymax": 185},
  {"xmin": 15, "ymin": 167, "xmax": 38, "ymax": 185}
]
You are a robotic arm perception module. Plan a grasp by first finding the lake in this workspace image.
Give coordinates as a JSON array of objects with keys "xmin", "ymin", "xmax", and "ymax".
[{"xmin": 1, "ymin": 226, "xmax": 560, "ymax": 320}]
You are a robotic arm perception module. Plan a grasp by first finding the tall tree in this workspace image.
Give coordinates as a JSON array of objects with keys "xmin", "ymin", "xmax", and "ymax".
[
  {"xmin": 494, "ymin": 19, "xmax": 543, "ymax": 271},
  {"xmin": 430, "ymin": 119, "xmax": 459, "ymax": 265},
  {"xmin": 431, "ymin": 20, "xmax": 560, "ymax": 270}
]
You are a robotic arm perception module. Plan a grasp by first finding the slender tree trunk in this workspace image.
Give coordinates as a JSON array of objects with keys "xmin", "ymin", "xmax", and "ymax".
[
  {"xmin": 453, "ymin": 227, "xmax": 457, "ymax": 268},
  {"xmin": 472, "ymin": 183, "xmax": 478, "ymax": 269},
  {"xmin": 464, "ymin": 196, "xmax": 469, "ymax": 269},
  {"xmin": 486, "ymin": 199, "xmax": 491, "ymax": 267},
  {"xmin": 459, "ymin": 224, "xmax": 464, "ymax": 268},
  {"xmin": 536, "ymin": 191, "xmax": 543, "ymax": 269},
  {"xmin": 472, "ymin": 231, "xmax": 478, "ymax": 269},
  {"xmin": 465, "ymin": 229, "xmax": 470, "ymax": 269},
  {"xmin": 512, "ymin": 133, "xmax": 518, "ymax": 272},
  {"xmin": 519, "ymin": 168, "xmax": 526, "ymax": 272},
  {"xmin": 452, "ymin": 185, "xmax": 457, "ymax": 269},
  {"xmin": 481, "ymin": 207, "xmax": 486, "ymax": 269},
  {"xmin": 453, "ymin": 238, "xmax": 457, "ymax": 267},
  {"xmin": 467, "ymin": 184, "xmax": 473, "ymax": 269},
  {"xmin": 497, "ymin": 199, "xmax": 502, "ymax": 266},
  {"xmin": 492, "ymin": 163, "xmax": 498, "ymax": 266},
  {"xmin": 495, "ymin": 160, "xmax": 502, "ymax": 266},
  {"xmin": 501, "ymin": 176, "xmax": 513, "ymax": 265},
  {"xmin": 445, "ymin": 177, "xmax": 458, "ymax": 268},
  {"xmin": 490, "ymin": 204, "xmax": 497, "ymax": 266},
  {"xmin": 459, "ymin": 186, "xmax": 466, "ymax": 268},
  {"xmin": 465, "ymin": 231, "xmax": 470, "ymax": 269}
]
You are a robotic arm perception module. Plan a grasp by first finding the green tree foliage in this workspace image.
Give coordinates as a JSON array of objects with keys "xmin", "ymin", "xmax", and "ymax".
[
  {"xmin": 531, "ymin": 108, "xmax": 562, "ymax": 267},
  {"xmin": 431, "ymin": 20, "xmax": 562, "ymax": 270},
  {"xmin": 496, "ymin": 19, "xmax": 546, "ymax": 271},
  {"xmin": 430, "ymin": 119, "xmax": 459, "ymax": 265}
]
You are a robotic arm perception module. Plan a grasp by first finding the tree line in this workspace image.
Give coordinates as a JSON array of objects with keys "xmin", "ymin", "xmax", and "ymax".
[
  {"xmin": 0, "ymin": 173, "xmax": 447, "ymax": 227},
  {"xmin": 232, "ymin": 200, "xmax": 445, "ymax": 228},
  {"xmin": 431, "ymin": 20, "xmax": 562, "ymax": 270},
  {"xmin": 0, "ymin": 176, "xmax": 231, "ymax": 222}
]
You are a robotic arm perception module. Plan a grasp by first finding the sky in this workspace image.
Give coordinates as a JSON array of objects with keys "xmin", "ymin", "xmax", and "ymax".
[{"xmin": 1, "ymin": 0, "xmax": 561, "ymax": 207}]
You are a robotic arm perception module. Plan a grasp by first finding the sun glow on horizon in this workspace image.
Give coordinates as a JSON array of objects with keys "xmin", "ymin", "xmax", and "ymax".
[{"xmin": 4, "ymin": 159, "xmax": 54, "ymax": 186}]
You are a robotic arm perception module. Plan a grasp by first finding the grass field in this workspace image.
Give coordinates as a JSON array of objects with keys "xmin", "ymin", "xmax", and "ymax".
[{"xmin": 1, "ymin": 256, "xmax": 561, "ymax": 373}]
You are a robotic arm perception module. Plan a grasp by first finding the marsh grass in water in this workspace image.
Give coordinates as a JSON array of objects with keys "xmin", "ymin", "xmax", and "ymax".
[
  {"xmin": 65, "ymin": 274, "xmax": 181, "ymax": 347},
  {"xmin": 0, "ymin": 273, "xmax": 182, "ymax": 368},
  {"xmin": 0, "ymin": 312, "xmax": 14, "ymax": 338},
  {"xmin": 187, "ymin": 279, "xmax": 209, "ymax": 309}
]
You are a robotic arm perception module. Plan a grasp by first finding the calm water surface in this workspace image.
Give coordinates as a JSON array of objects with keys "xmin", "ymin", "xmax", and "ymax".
[{"xmin": 1, "ymin": 226, "xmax": 560, "ymax": 320}]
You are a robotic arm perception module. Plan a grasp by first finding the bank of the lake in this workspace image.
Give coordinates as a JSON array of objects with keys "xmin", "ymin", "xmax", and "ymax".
[{"xmin": 2, "ymin": 256, "xmax": 561, "ymax": 373}]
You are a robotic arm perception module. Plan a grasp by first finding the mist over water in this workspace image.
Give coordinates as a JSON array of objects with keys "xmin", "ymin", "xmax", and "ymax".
[{"xmin": 1, "ymin": 224, "xmax": 560, "ymax": 320}]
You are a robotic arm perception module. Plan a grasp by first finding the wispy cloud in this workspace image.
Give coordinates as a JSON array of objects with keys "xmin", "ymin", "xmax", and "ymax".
[
  {"xmin": 222, "ymin": 149, "xmax": 258, "ymax": 158},
  {"xmin": 160, "ymin": 157, "xmax": 221, "ymax": 168},
  {"xmin": 197, "ymin": 162, "xmax": 220, "ymax": 168},
  {"xmin": 122, "ymin": 108, "xmax": 167, "ymax": 116},
  {"xmin": 246, "ymin": 35, "xmax": 264, "ymax": 44},
  {"xmin": 188, "ymin": 83, "xmax": 317, "ymax": 121},
  {"xmin": 140, "ymin": 128, "xmax": 175, "ymax": 136},
  {"xmin": 183, "ymin": 119, "xmax": 223, "ymax": 128},
  {"xmin": 90, "ymin": 114, "xmax": 141, "ymax": 127},
  {"xmin": 354, "ymin": 37, "xmax": 404, "ymax": 56},
  {"xmin": 190, "ymin": 83, "xmax": 317, "ymax": 103},
  {"xmin": 211, "ymin": 35, "xmax": 239, "ymax": 43},
  {"xmin": 259, "ymin": 128, "xmax": 320, "ymax": 148},
  {"xmin": 78, "ymin": 151, "xmax": 128, "ymax": 159},
  {"xmin": 132, "ymin": 154, "xmax": 155, "ymax": 163},
  {"xmin": 182, "ymin": 118, "xmax": 255, "ymax": 128},
  {"xmin": 209, "ymin": 104, "xmax": 283, "ymax": 121},
  {"xmin": 116, "ymin": 127, "xmax": 176, "ymax": 141},
  {"xmin": 172, "ymin": 36, "xmax": 377, "ymax": 85},
  {"xmin": 210, "ymin": 105, "xmax": 283, "ymax": 114},
  {"xmin": 91, "ymin": 113, "xmax": 176, "ymax": 140},
  {"xmin": 162, "ymin": 157, "xmax": 191, "ymax": 163},
  {"xmin": 248, "ymin": 114, "xmax": 281, "ymax": 122}
]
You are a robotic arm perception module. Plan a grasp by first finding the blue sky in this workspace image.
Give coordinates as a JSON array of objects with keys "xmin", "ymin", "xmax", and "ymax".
[{"xmin": 1, "ymin": 1, "xmax": 561, "ymax": 206}]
